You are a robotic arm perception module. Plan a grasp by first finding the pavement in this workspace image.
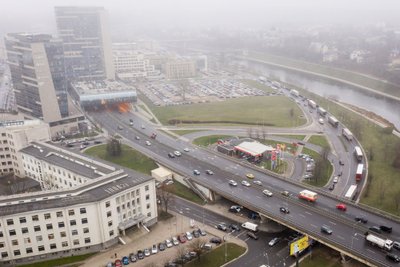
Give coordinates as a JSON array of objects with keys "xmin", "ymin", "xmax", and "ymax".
[{"xmin": 79, "ymin": 203, "xmax": 249, "ymax": 267}]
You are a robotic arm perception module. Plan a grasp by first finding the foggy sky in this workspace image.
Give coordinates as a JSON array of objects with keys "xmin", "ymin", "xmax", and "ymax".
[{"xmin": 0, "ymin": 0, "xmax": 399, "ymax": 37}]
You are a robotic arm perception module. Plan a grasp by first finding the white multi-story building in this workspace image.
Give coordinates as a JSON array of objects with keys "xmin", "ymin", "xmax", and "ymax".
[
  {"xmin": 0, "ymin": 141, "xmax": 157, "ymax": 266},
  {"xmin": 113, "ymin": 51, "xmax": 160, "ymax": 80},
  {"xmin": 0, "ymin": 120, "xmax": 50, "ymax": 177}
]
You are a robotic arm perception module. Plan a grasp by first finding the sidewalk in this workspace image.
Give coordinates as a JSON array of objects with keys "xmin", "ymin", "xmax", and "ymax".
[{"xmin": 79, "ymin": 209, "xmax": 248, "ymax": 267}]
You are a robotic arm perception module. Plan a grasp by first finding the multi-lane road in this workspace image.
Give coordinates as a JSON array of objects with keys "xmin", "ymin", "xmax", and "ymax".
[{"xmin": 88, "ymin": 109, "xmax": 400, "ymax": 266}]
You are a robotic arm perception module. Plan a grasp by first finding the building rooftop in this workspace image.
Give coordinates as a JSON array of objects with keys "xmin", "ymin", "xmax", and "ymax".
[{"xmin": 71, "ymin": 80, "xmax": 135, "ymax": 95}]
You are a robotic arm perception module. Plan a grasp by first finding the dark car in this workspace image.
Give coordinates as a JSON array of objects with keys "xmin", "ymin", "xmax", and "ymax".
[
  {"xmin": 380, "ymin": 225, "xmax": 392, "ymax": 233},
  {"xmin": 297, "ymin": 141, "xmax": 305, "ymax": 146},
  {"xmin": 247, "ymin": 231, "xmax": 259, "ymax": 240},
  {"xmin": 328, "ymin": 184, "xmax": 335, "ymax": 191},
  {"xmin": 205, "ymin": 169, "xmax": 214, "ymax": 175},
  {"xmin": 137, "ymin": 250, "xmax": 144, "ymax": 260},
  {"xmin": 210, "ymin": 237, "xmax": 222, "ymax": 244},
  {"xmin": 217, "ymin": 223, "xmax": 227, "ymax": 231},
  {"xmin": 192, "ymin": 229, "xmax": 200, "ymax": 238},
  {"xmin": 355, "ymin": 217, "xmax": 368, "ymax": 224},
  {"xmin": 280, "ymin": 207, "xmax": 290, "ymax": 214},
  {"xmin": 122, "ymin": 256, "xmax": 129, "ymax": 265},
  {"xmin": 229, "ymin": 224, "xmax": 241, "ymax": 232},
  {"xmin": 339, "ymin": 159, "xmax": 344, "ymax": 166},
  {"xmin": 369, "ymin": 226, "xmax": 382, "ymax": 234},
  {"xmin": 168, "ymin": 153, "xmax": 175, "ymax": 158},
  {"xmin": 129, "ymin": 253, "xmax": 137, "ymax": 262},
  {"xmin": 94, "ymin": 140, "xmax": 102, "ymax": 144},
  {"xmin": 159, "ymin": 242, "xmax": 166, "ymax": 251},
  {"xmin": 321, "ymin": 225, "xmax": 333, "ymax": 235},
  {"xmin": 386, "ymin": 253, "xmax": 400, "ymax": 263}
]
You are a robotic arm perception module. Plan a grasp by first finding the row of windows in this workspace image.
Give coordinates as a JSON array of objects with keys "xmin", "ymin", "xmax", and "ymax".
[
  {"xmin": 0, "ymin": 238, "xmax": 91, "ymax": 258},
  {"xmin": 5, "ymin": 208, "xmax": 87, "ymax": 226}
]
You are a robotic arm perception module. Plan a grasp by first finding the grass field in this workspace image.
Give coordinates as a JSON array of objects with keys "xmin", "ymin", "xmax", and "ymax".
[
  {"xmin": 151, "ymin": 96, "xmax": 306, "ymax": 127},
  {"xmin": 84, "ymin": 144, "xmax": 158, "ymax": 175},
  {"xmin": 247, "ymin": 51, "xmax": 400, "ymax": 98},
  {"xmin": 276, "ymin": 134, "xmax": 306, "ymax": 141},
  {"xmin": 164, "ymin": 179, "xmax": 205, "ymax": 205},
  {"xmin": 19, "ymin": 253, "xmax": 95, "ymax": 267},
  {"xmin": 307, "ymin": 135, "xmax": 330, "ymax": 148},
  {"xmin": 241, "ymin": 79, "xmax": 275, "ymax": 93},
  {"xmin": 185, "ymin": 243, "xmax": 246, "ymax": 267},
  {"xmin": 299, "ymin": 247, "xmax": 341, "ymax": 267},
  {"xmin": 193, "ymin": 135, "xmax": 234, "ymax": 147}
]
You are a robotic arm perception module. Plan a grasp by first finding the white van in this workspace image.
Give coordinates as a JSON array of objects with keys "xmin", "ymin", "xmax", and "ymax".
[{"xmin": 241, "ymin": 222, "xmax": 258, "ymax": 232}]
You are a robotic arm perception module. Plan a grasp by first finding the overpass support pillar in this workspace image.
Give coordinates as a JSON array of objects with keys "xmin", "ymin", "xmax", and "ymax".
[{"xmin": 340, "ymin": 252, "xmax": 348, "ymax": 263}]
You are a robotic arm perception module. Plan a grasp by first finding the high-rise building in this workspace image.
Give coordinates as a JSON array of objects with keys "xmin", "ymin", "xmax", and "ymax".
[
  {"xmin": 54, "ymin": 6, "xmax": 115, "ymax": 80},
  {"xmin": 4, "ymin": 33, "xmax": 68, "ymax": 122}
]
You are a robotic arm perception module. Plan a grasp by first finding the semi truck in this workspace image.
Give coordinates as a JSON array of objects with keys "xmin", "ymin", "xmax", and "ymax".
[
  {"xmin": 344, "ymin": 185, "xmax": 358, "ymax": 200},
  {"xmin": 356, "ymin": 164, "xmax": 364, "ymax": 181},
  {"xmin": 241, "ymin": 222, "xmax": 258, "ymax": 232},
  {"xmin": 308, "ymin": 99, "xmax": 317, "ymax": 109},
  {"xmin": 342, "ymin": 128, "xmax": 353, "ymax": 141},
  {"xmin": 328, "ymin": 116, "xmax": 339, "ymax": 127},
  {"xmin": 317, "ymin": 107, "xmax": 327, "ymax": 117},
  {"xmin": 298, "ymin": 190, "xmax": 318, "ymax": 202},
  {"xmin": 290, "ymin": 89, "xmax": 299, "ymax": 97},
  {"xmin": 354, "ymin": 146, "xmax": 363, "ymax": 162},
  {"xmin": 365, "ymin": 233, "xmax": 394, "ymax": 251}
]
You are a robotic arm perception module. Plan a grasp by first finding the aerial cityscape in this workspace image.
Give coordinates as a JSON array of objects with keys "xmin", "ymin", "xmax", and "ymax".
[{"xmin": 0, "ymin": 1, "xmax": 400, "ymax": 267}]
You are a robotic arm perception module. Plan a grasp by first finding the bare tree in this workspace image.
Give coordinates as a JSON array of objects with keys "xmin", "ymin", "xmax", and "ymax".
[
  {"xmin": 289, "ymin": 108, "xmax": 294, "ymax": 119},
  {"xmin": 247, "ymin": 127, "xmax": 254, "ymax": 138},
  {"xmin": 188, "ymin": 238, "xmax": 207, "ymax": 261},
  {"xmin": 351, "ymin": 119, "xmax": 362, "ymax": 141},
  {"xmin": 175, "ymin": 245, "xmax": 187, "ymax": 266},
  {"xmin": 321, "ymin": 145, "xmax": 331, "ymax": 161},
  {"xmin": 157, "ymin": 184, "xmax": 173, "ymax": 214}
]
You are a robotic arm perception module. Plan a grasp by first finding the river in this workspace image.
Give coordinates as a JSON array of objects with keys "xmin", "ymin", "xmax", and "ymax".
[{"xmin": 234, "ymin": 59, "xmax": 400, "ymax": 129}]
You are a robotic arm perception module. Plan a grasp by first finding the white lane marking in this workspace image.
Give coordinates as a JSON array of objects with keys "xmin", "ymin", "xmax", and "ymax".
[
  {"xmin": 305, "ymin": 211, "xmax": 312, "ymax": 215},
  {"xmin": 310, "ymin": 224, "xmax": 318, "ymax": 228},
  {"xmin": 329, "ymin": 221, "xmax": 337, "ymax": 225},
  {"xmin": 299, "ymin": 214, "xmax": 306, "ymax": 218},
  {"xmin": 256, "ymin": 196, "xmax": 262, "ymax": 199},
  {"xmin": 337, "ymin": 235, "xmax": 345, "ymax": 240}
]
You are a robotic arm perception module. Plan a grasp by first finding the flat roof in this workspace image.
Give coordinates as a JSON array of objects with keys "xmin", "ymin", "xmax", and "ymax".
[
  {"xmin": 234, "ymin": 141, "xmax": 274, "ymax": 156},
  {"xmin": 71, "ymin": 80, "xmax": 135, "ymax": 95}
]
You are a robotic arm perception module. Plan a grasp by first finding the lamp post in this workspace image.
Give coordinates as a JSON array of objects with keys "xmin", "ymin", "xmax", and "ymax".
[{"xmin": 223, "ymin": 231, "xmax": 233, "ymax": 263}]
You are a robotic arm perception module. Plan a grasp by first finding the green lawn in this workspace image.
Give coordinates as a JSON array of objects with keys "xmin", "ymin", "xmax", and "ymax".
[
  {"xmin": 299, "ymin": 247, "xmax": 341, "ymax": 267},
  {"xmin": 247, "ymin": 51, "xmax": 400, "ymax": 98},
  {"xmin": 84, "ymin": 144, "xmax": 158, "ymax": 175},
  {"xmin": 164, "ymin": 179, "xmax": 205, "ymax": 205},
  {"xmin": 185, "ymin": 243, "xmax": 246, "ymax": 267},
  {"xmin": 193, "ymin": 135, "xmax": 234, "ymax": 147},
  {"xmin": 19, "ymin": 253, "xmax": 95, "ymax": 267},
  {"xmin": 307, "ymin": 135, "xmax": 329, "ymax": 148},
  {"xmin": 151, "ymin": 96, "xmax": 306, "ymax": 127},
  {"xmin": 241, "ymin": 79, "xmax": 275, "ymax": 93},
  {"xmin": 260, "ymin": 159, "xmax": 288, "ymax": 174},
  {"xmin": 302, "ymin": 148, "xmax": 333, "ymax": 187}
]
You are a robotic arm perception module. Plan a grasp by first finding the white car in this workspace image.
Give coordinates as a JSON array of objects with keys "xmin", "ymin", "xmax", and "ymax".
[
  {"xmin": 174, "ymin": 151, "xmax": 182, "ymax": 157},
  {"xmin": 241, "ymin": 180, "xmax": 251, "ymax": 187},
  {"xmin": 145, "ymin": 141, "xmax": 151, "ymax": 146},
  {"xmin": 172, "ymin": 236, "xmax": 179, "ymax": 246},
  {"xmin": 333, "ymin": 176, "xmax": 339, "ymax": 183},
  {"xmin": 268, "ymin": 237, "xmax": 280, "ymax": 247},
  {"xmin": 229, "ymin": 180, "xmax": 238, "ymax": 186},
  {"xmin": 151, "ymin": 244, "xmax": 158, "ymax": 254},
  {"xmin": 165, "ymin": 239, "xmax": 173, "ymax": 248},
  {"xmin": 141, "ymin": 125, "xmax": 145, "ymax": 129},
  {"xmin": 263, "ymin": 189, "xmax": 273, "ymax": 197},
  {"xmin": 183, "ymin": 148, "xmax": 190, "ymax": 152},
  {"xmin": 185, "ymin": 231, "xmax": 193, "ymax": 241},
  {"xmin": 253, "ymin": 180, "xmax": 262, "ymax": 186}
]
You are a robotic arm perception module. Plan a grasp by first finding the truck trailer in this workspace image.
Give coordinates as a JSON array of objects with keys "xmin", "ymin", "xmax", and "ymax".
[
  {"xmin": 317, "ymin": 107, "xmax": 327, "ymax": 117},
  {"xmin": 328, "ymin": 116, "xmax": 339, "ymax": 127},
  {"xmin": 308, "ymin": 99, "xmax": 317, "ymax": 109},
  {"xmin": 342, "ymin": 128, "xmax": 353, "ymax": 141},
  {"xmin": 241, "ymin": 222, "xmax": 258, "ymax": 232},
  {"xmin": 365, "ymin": 233, "xmax": 393, "ymax": 251},
  {"xmin": 356, "ymin": 164, "xmax": 364, "ymax": 181},
  {"xmin": 298, "ymin": 190, "xmax": 318, "ymax": 202}
]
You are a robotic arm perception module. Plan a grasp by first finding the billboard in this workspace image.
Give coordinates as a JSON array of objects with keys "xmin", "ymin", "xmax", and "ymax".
[{"xmin": 289, "ymin": 235, "xmax": 310, "ymax": 256}]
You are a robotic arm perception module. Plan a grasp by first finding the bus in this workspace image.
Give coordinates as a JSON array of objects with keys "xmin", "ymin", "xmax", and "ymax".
[
  {"xmin": 317, "ymin": 107, "xmax": 327, "ymax": 117},
  {"xmin": 356, "ymin": 164, "xmax": 364, "ymax": 181},
  {"xmin": 342, "ymin": 128, "xmax": 353, "ymax": 141},
  {"xmin": 298, "ymin": 190, "xmax": 318, "ymax": 202},
  {"xmin": 328, "ymin": 116, "xmax": 339, "ymax": 128},
  {"xmin": 345, "ymin": 185, "xmax": 358, "ymax": 200},
  {"xmin": 308, "ymin": 99, "xmax": 317, "ymax": 109},
  {"xmin": 290, "ymin": 89, "xmax": 299, "ymax": 97},
  {"xmin": 354, "ymin": 146, "xmax": 363, "ymax": 162}
]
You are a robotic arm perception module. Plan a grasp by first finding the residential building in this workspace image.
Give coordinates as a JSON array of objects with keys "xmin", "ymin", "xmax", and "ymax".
[
  {"xmin": 4, "ymin": 33, "xmax": 68, "ymax": 122},
  {"xmin": 164, "ymin": 59, "xmax": 196, "ymax": 79},
  {"xmin": 54, "ymin": 6, "xmax": 115, "ymax": 80},
  {"xmin": 0, "ymin": 141, "xmax": 157, "ymax": 265},
  {"xmin": 113, "ymin": 51, "xmax": 160, "ymax": 80}
]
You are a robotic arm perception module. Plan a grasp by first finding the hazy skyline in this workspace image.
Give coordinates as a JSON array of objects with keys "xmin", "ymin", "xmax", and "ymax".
[{"xmin": 0, "ymin": 0, "xmax": 400, "ymax": 38}]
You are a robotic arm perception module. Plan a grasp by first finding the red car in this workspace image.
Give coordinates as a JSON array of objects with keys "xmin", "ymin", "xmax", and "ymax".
[
  {"xmin": 178, "ymin": 233, "xmax": 187, "ymax": 243},
  {"xmin": 336, "ymin": 203, "xmax": 347, "ymax": 211},
  {"xmin": 114, "ymin": 259, "xmax": 122, "ymax": 267}
]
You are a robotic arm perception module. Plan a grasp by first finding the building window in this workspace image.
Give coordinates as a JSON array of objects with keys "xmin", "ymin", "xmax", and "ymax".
[
  {"xmin": 50, "ymin": 243, "xmax": 56, "ymax": 249},
  {"xmin": 1, "ymin": 252, "xmax": 8, "ymax": 258},
  {"xmin": 44, "ymin": 213, "xmax": 51, "ymax": 220},
  {"xmin": 106, "ymin": 211, "xmax": 111, "ymax": 217},
  {"xmin": 21, "ymin": 227, "xmax": 28, "ymax": 234},
  {"xmin": 105, "ymin": 201, "xmax": 110, "ymax": 208},
  {"xmin": 72, "ymin": 230, "xmax": 78, "ymax": 236},
  {"xmin": 80, "ymin": 208, "xmax": 86, "ymax": 214},
  {"xmin": 83, "ymin": 227, "xmax": 89, "ymax": 234},
  {"xmin": 46, "ymin": 224, "xmax": 53, "ymax": 230},
  {"xmin": 73, "ymin": 239, "xmax": 79, "ymax": 245},
  {"xmin": 6, "ymin": 219, "xmax": 14, "ymax": 226},
  {"xmin": 62, "ymin": 241, "xmax": 68, "ymax": 247},
  {"xmin": 147, "ymin": 212, "xmax": 151, "ymax": 217},
  {"xmin": 13, "ymin": 250, "xmax": 20, "ymax": 256},
  {"xmin": 108, "ymin": 221, "xmax": 112, "ymax": 227},
  {"xmin": 81, "ymin": 218, "xmax": 88, "ymax": 224},
  {"xmin": 0, "ymin": 242, "xmax": 4, "ymax": 248},
  {"xmin": 56, "ymin": 211, "xmax": 63, "ymax": 218},
  {"xmin": 145, "ymin": 185, "xmax": 149, "ymax": 191},
  {"xmin": 38, "ymin": 245, "xmax": 44, "ymax": 252},
  {"xmin": 68, "ymin": 210, "xmax": 75, "ymax": 216},
  {"xmin": 84, "ymin": 238, "xmax": 91, "ymax": 244},
  {"xmin": 70, "ymin": 220, "xmax": 76, "ymax": 226},
  {"xmin": 24, "ymin": 237, "xmax": 31, "ymax": 244},
  {"xmin": 19, "ymin": 217, "xmax": 27, "ymax": 224},
  {"xmin": 109, "ymin": 230, "xmax": 114, "ymax": 237},
  {"xmin": 36, "ymin": 236, "xmax": 43, "ymax": 242},
  {"xmin": 48, "ymin": 233, "xmax": 54, "ymax": 240},
  {"xmin": 34, "ymin": 226, "xmax": 41, "ymax": 232},
  {"xmin": 60, "ymin": 231, "xmax": 66, "ymax": 238},
  {"xmin": 26, "ymin": 247, "xmax": 33, "ymax": 254},
  {"xmin": 146, "ymin": 203, "xmax": 150, "ymax": 209},
  {"xmin": 12, "ymin": 240, "xmax": 18, "ymax": 246},
  {"xmin": 9, "ymin": 230, "xmax": 16, "ymax": 236},
  {"xmin": 146, "ymin": 194, "xmax": 150, "ymax": 200},
  {"xmin": 58, "ymin": 222, "xmax": 65, "ymax": 228},
  {"xmin": 32, "ymin": 215, "xmax": 39, "ymax": 221}
]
